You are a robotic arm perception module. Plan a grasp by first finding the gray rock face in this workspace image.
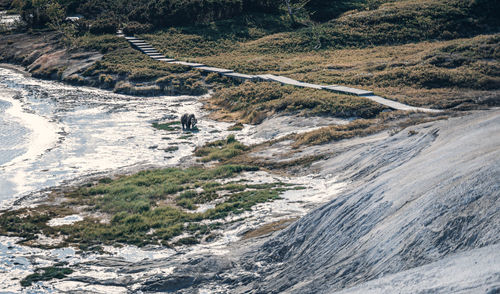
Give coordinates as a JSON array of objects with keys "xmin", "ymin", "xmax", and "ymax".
[
  {"xmin": 335, "ymin": 243, "xmax": 500, "ymax": 294},
  {"xmin": 243, "ymin": 109, "xmax": 500, "ymax": 293}
]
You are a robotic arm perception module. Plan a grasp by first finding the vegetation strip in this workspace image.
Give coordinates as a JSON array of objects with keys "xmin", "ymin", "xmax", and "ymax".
[
  {"xmin": 20, "ymin": 265, "xmax": 73, "ymax": 287},
  {"xmin": 0, "ymin": 165, "xmax": 301, "ymax": 249},
  {"xmin": 121, "ymin": 33, "xmax": 441, "ymax": 113}
]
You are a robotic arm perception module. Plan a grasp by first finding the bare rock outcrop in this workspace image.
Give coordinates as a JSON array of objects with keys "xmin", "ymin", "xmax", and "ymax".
[{"xmin": 244, "ymin": 109, "xmax": 500, "ymax": 293}]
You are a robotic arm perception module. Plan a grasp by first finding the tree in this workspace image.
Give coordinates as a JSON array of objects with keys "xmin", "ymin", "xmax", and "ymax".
[
  {"xmin": 285, "ymin": 0, "xmax": 294, "ymax": 22},
  {"xmin": 46, "ymin": 1, "xmax": 65, "ymax": 28}
]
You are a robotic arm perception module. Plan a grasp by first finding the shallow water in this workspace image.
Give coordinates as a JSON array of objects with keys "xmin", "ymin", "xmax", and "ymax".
[
  {"xmin": 0, "ymin": 97, "xmax": 29, "ymax": 166},
  {"xmin": 0, "ymin": 67, "xmax": 240, "ymax": 207},
  {"xmin": 0, "ymin": 67, "xmax": 346, "ymax": 293}
]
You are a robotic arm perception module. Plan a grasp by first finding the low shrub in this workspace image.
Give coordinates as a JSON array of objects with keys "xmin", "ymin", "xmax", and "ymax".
[
  {"xmin": 89, "ymin": 18, "xmax": 118, "ymax": 35},
  {"xmin": 123, "ymin": 22, "xmax": 153, "ymax": 35}
]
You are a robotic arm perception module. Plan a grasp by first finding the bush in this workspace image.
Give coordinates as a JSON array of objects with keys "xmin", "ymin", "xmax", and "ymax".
[
  {"xmin": 123, "ymin": 21, "xmax": 153, "ymax": 35},
  {"xmin": 74, "ymin": 19, "xmax": 90, "ymax": 36},
  {"xmin": 89, "ymin": 18, "xmax": 118, "ymax": 35}
]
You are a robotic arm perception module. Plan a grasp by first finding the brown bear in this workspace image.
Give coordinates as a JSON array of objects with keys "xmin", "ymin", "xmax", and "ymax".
[{"xmin": 181, "ymin": 113, "xmax": 197, "ymax": 130}]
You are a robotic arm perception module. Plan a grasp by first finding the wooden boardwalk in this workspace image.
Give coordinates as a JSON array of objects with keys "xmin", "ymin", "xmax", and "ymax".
[{"xmin": 119, "ymin": 32, "xmax": 441, "ymax": 113}]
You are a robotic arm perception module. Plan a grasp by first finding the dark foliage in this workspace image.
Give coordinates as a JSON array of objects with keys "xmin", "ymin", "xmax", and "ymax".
[
  {"xmin": 20, "ymin": 266, "xmax": 73, "ymax": 287},
  {"xmin": 88, "ymin": 17, "xmax": 118, "ymax": 34},
  {"xmin": 14, "ymin": 0, "xmax": 281, "ymax": 29},
  {"xmin": 18, "ymin": 0, "xmax": 51, "ymax": 28},
  {"xmin": 0, "ymin": 0, "xmax": 11, "ymax": 10},
  {"xmin": 123, "ymin": 21, "xmax": 153, "ymax": 35},
  {"xmin": 304, "ymin": 0, "xmax": 366, "ymax": 22}
]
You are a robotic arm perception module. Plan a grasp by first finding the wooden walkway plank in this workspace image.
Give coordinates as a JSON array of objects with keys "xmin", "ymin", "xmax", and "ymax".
[
  {"xmin": 298, "ymin": 82, "xmax": 323, "ymax": 90},
  {"xmin": 196, "ymin": 66, "xmax": 233, "ymax": 73},
  {"xmin": 262, "ymin": 74, "xmax": 304, "ymax": 86},
  {"xmin": 256, "ymin": 74, "xmax": 273, "ymax": 81},
  {"xmin": 170, "ymin": 61, "xmax": 205, "ymax": 67},
  {"xmin": 362, "ymin": 95, "xmax": 442, "ymax": 113},
  {"xmin": 260, "ymin": 75, "xmax": 323, "ymax": 89},
  {"xmin": 323, "ymin": 85, "xmax": 373, "ymax": 96},
  {"xmin": 156, "ymin": 58, "xmax": 177, "ymax": 62},
  {"xmin": 221, "ymin": 72, "xmax": 256, "ymax": 80}
]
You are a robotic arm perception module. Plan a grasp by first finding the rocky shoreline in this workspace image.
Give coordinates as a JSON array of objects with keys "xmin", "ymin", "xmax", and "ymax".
[
  {"xmin": 0, "ymin": 32, "xmax": 211, "ymax": 97},
  {"xmin": 0, "ymin": 32, "xmax": 99, "ymax": 83},
  {"xmin": 0, "ymin": 65, "xmax": 352, "ymax": 292}
]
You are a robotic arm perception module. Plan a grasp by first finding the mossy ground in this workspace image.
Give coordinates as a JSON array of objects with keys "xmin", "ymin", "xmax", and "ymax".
[
  {"xmin": 152, "ymin": 121, "xmax": 182, "ymax": 131},
  {"xmin": 194, "ymin": 134, "xmax": 249, "ymax": 162},
  {"xmin": 0, "ymin": 165, "xmax": 300, "ymax": 249},
  {"xmin": 20, "ymin": 265, "xmax": 73, "ymax": 287}
]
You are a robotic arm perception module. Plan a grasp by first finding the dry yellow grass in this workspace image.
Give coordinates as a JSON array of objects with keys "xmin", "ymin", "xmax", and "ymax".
[
  {"xmin": 242, "ymin": 218, "xmax": 298, "ymax": 240},
  {"xmin": 293, "ymin": 110, "xmax": 452, "ymax": 147},
  {"xmin": 144, "ymin": 27, "xmax": 499, "ymax": 110}
]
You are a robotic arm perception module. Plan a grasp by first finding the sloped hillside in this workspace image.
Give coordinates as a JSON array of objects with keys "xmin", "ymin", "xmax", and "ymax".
[{"xmin": 242, "ymin": 109, "xmax": 500, "ymax": 293}]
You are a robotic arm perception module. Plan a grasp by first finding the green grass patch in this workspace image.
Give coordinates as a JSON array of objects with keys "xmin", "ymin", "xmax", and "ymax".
[
  {"xmin": 194, "ymin": 135, "xmax": 249, "ymax": 162},
  {"xmin": 0, "ymin": 165, "xmax": 299, "ymax": 248},
  {"xmin": 179, "ymin": 134, "xmax": 194, "ymax": 139},
  {"xmin": 164, "ymin": 146, "xmax": 179, "ymax": 152},
  {"xmin": 153, "ymin": 121, "xmax": 181, "ymax": 131},
  {"xmin": 21, "ymin": 265, "xmax": 73, "ymax": 287}
]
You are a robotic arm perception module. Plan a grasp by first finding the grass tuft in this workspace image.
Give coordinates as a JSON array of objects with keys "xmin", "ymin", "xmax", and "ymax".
[
  {"xmin": 21, "ymin": 265, "xmax": 73, "ymax": 287},
  {"xmin": 194, "ymin": 135, "xmax": 250, "ymax": 162},
  {"xmin": 153, "ymin": 121, "xmax": 181, "ymax": 131}
]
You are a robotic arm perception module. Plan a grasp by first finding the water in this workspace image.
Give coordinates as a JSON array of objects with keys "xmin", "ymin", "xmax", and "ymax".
[
  {"xmin": 0, "ymin": 67, "xmax": 237, "ymax": 207},
  {"xmin": 0, "ymin": 97, "xmax": 29, "ymax": 166},
  {"xmin": 0, "ymin": 66, "xmax": 346, "ymax": 293}
]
